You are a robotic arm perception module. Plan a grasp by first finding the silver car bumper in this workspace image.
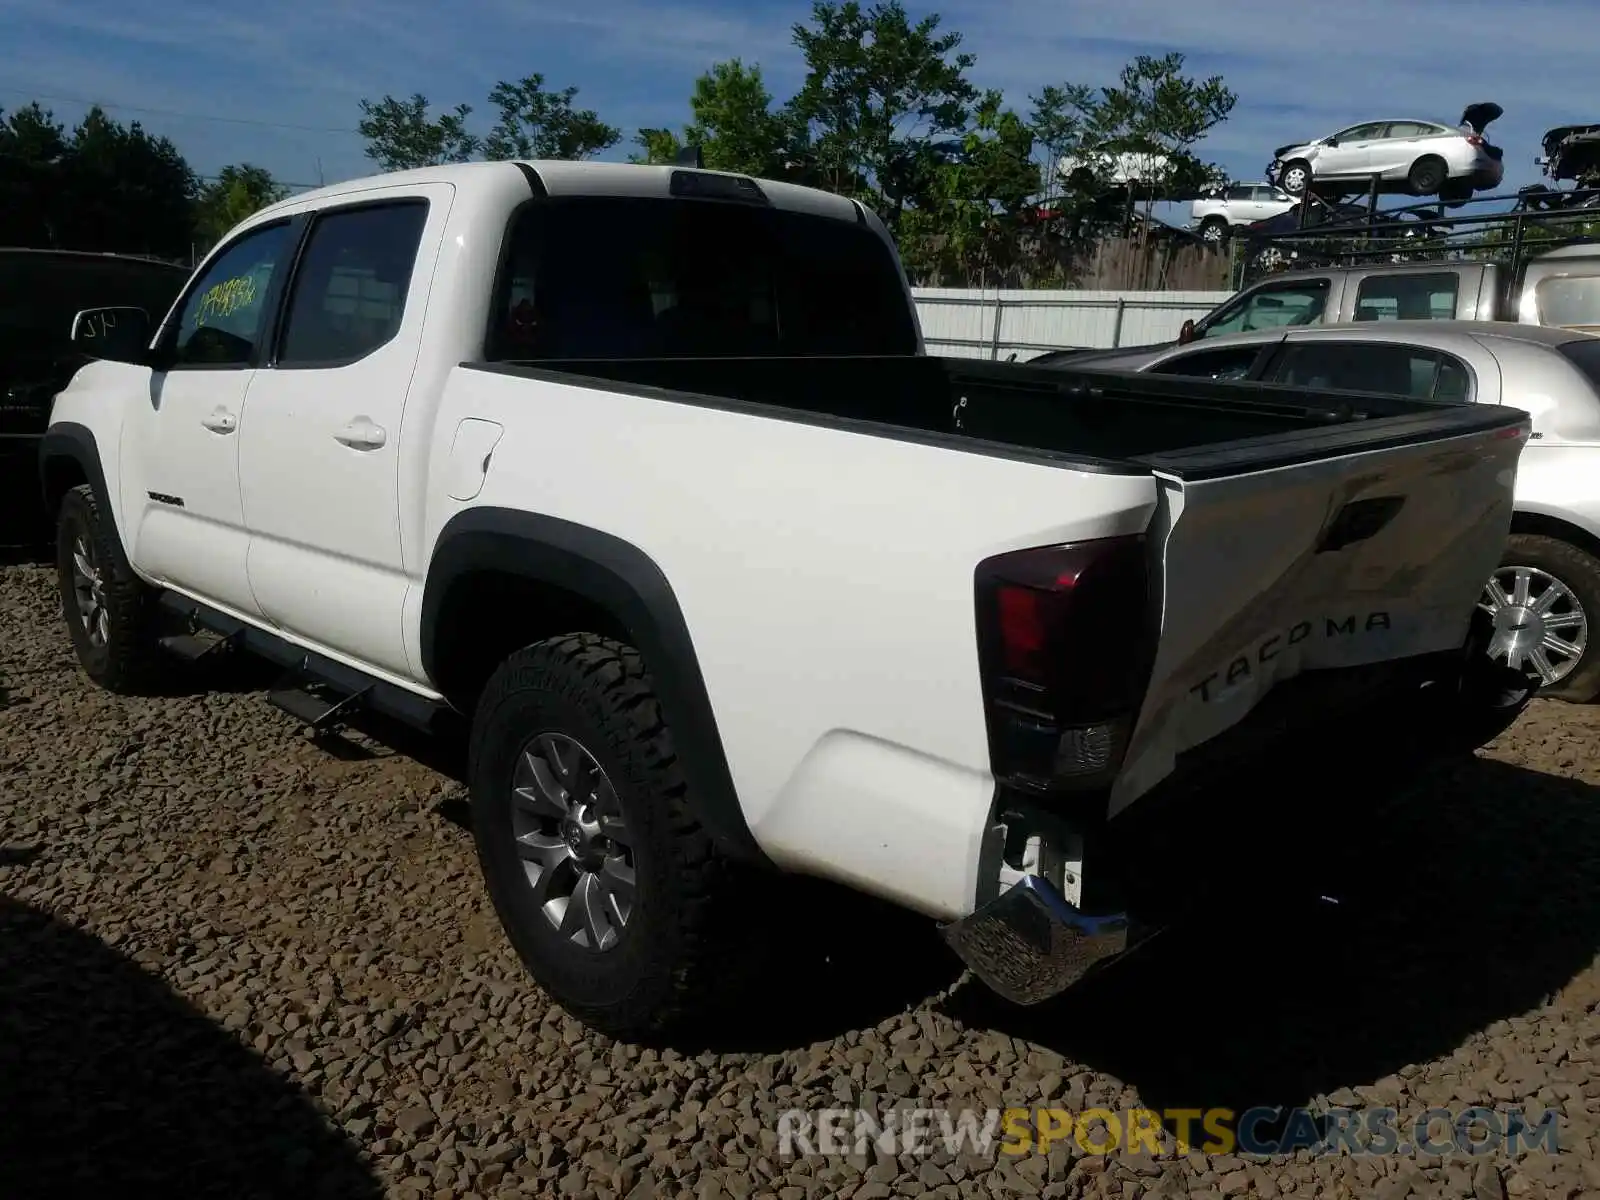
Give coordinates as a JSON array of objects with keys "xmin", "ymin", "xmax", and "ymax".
[{"xmin": 938, "ymin": 875, "xmax": 1138, "ymax": 1005}]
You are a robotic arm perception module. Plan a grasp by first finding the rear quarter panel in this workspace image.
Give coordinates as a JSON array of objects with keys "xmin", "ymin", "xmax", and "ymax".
[{"xmin": 420, "ymin": 365, "xmax": 1161, "ymax": 919}]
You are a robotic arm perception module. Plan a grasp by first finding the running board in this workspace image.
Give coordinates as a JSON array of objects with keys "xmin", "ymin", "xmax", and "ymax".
[
  {"xmin": 268, "ymin": 670, "xmax": 374, "ymax": 736},
  {"xmin": 158, "ymin": 628, "xmax": 242, "ymax": 662},
  {"xmin": 156, "ymin": 592, "xmax": 452, "ymax": 736}
]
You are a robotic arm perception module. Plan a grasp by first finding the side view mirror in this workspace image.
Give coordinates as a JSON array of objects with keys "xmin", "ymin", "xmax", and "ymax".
[
  {"xmin": 1178, "ymin": 319, "xmax": 1197, "ymax": 345},
  {"xmin": 1323, "ymin": 136, "xmax": 1339, "ymax": 147},
  {"xmin": 71, "ymin": 306, "xmax": 154, "ymax": 365}
]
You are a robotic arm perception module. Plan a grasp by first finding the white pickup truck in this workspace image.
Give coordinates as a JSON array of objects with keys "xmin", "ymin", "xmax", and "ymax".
[{"xmin": 42, "ymin": 159, "xmax": 1534, "ymax": 1039}]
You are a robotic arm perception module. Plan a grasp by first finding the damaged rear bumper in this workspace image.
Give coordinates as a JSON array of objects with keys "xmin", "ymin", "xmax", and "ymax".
[{"xmin": 938, "ymin": 876, "xmax": 1146, "ymax": 1006}]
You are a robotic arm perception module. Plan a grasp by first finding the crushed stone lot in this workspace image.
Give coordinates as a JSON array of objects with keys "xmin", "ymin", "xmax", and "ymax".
[{"xmin": 4, "ymin": 555, "xmax": 1600, "ymax": 1200}]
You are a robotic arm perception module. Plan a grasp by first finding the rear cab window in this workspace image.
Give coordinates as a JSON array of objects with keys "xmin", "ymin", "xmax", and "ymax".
[{"xmin": 484, "ymin": 193, "xmax": 919, "ymax": 361}]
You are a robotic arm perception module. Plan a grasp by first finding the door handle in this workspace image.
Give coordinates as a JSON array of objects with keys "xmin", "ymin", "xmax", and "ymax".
[
  {"xmin": 334, "ymin": 417, "xmax": 387, "ymax": 449},
  {"xmin": 201, "ymin": 408, "xmax": 237, "ymax": 434}
]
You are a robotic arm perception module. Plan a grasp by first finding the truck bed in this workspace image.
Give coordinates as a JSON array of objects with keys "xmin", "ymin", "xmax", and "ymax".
[{"xmin": 478, "ymin": 353, "xmax": 1524, "ymax": 476}]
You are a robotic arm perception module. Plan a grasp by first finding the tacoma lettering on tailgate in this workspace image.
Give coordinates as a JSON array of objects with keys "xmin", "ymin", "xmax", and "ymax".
[{"xmin": 1190, "ymin": 611, "xmax": 1392, "ymax": 703}]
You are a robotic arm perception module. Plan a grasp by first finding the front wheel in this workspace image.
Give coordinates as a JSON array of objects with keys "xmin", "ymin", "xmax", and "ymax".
[
  {"xmin": 466, "ymin": 633, "xmax": 762, "ymax": 1041},
  {"xmin": 1278, "ymin": 160, "xmax": 1311, "ymax": 197},
  {"xmin": 1478, "ymin": 534, "xmax": 1600, "ymax": 703},
  {"xmin": 54, "ymin": 483, "xmax": 162, "ymax": 694}
]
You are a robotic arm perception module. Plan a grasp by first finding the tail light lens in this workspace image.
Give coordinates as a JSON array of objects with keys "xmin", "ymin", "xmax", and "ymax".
[
  {"xmin": 1465, "ymin": 134, "xmax": 1484, "ymax": 147},
  {"xmin": 973, "ymin": 535, "xmax": 1158, "ymax": 794}
]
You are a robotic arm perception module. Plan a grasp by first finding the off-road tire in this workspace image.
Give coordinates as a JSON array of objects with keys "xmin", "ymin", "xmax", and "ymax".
[
  {"xmin": 1492, "ymin": 534, "xmax": 1600, "ymax": 703},
  {"xmin": 467, "ymin": 633, "xmax": 764, "ymax": 1042},
  {"xmin": 1407, "ymin": 156, "xmax": 1448, "ymax": 197},
  {"xmin": 54, "ymin": 483, "xmax": 163, "ymax": 694}
]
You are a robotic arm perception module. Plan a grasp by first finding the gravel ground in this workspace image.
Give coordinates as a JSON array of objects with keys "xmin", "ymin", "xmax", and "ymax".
[{"xmin": 5, "ymin": 554, "xmax": 1600, "ymax": 1200}]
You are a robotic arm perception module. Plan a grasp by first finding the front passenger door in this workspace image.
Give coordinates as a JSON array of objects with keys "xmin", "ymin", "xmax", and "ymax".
[{"xmin": 119, "ymin": 219, "xmax": 298, "ymax": 617}]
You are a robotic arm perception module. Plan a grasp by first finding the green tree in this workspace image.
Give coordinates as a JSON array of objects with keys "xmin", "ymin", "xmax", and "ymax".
[
  {"xmin": 196, "ymin": 164, "xmax": 290, "ymax": 247},
  {"xmin": 482, "ymin": 74, "xmax": 620, "ymax": 161},
  {"xmin": 356, "ymin": 93, "xmax": 480, "ymax": 171},
  {"xmin": 787, "ymin": 0, "xmax": 979, "ymax": 223},
  {"xmin": 899, "ymin": 90, "xmax": 1040, "ymax": 285},
  {"xmin": 0, "ymin": 103, "xmax": 70, "ymax": 246},
  {"xmin": 59, "ymin": 106, "xmax": 197, "ymax": 259},
  {"xmin": 633, "ymin": 60, "xmax": 806, "ymax": 179}
]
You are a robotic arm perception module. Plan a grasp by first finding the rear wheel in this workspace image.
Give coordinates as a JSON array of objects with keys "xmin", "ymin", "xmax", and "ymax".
[
  {"xmin": 1477, "ymin": 534, "xmax": 1600, "ymax": 703},
  {"xmin": 1199, "ymin": 216, "xmax": 1229, "ymax": 247},
  {"xmin": 466, "ymin": 633, "xmax": 762, "ymax": 1040},
  {"xmin": 1407, "ymin": 155, "xmax": 1448, "ymax": 196},
  {"xmin": 54, "ymin": 483, "xmax": 162, "ymax": 694}
]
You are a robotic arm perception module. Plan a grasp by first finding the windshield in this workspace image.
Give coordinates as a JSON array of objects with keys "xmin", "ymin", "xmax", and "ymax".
[{"xmin": 485, "ymin": 195, "xmax": 920, "ymax": 361}]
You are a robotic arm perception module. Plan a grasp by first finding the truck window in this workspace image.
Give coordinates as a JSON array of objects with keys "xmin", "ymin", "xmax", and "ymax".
[
  {"xmin": 484, "ymin": 195, "xmax": 919, "ymax": 361},
  {"xmin": 1353, "ymin": 272, "xmax": 1460, "ymax": 322},
  {"xmin": 1268, "ymin": 341, "xmax": 1473, "ymax": 401},
  {"xmin": 1199, "ymin": 280, "xmax": 1329, "ymax": 339},
  {"xmin": 166, "ymin": 222, "xmax": 295, "ymax": 368},
  {"xmin": 277, "ymin": 201, "xmax": 429, "ymax": 366},
  {"xmin": 1533, "ymin": 276, "xmax": 1600, "ymax": 330}
]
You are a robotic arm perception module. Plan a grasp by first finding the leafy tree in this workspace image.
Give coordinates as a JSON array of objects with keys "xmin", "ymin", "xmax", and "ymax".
[
  {"xmin": 787, "ymin": 0, "xmax": 979, "ymax": 224},
  {"xmin": 483, "ymin": 74, "xmax": 621, "ymax": 161},
  {"xmin": 196, "ymin": 164, "xmax": 290, "ymax": 247},
  {"xmin": 56, "ymin": 107, "xmax": 197, "ymax": 259},
  {"xmin": 633, "ymin": 60, "xmax": 808, "ymax": 181},
  {"xmin": 899, "ymin": 90, "xmax": 1040, "ymax": 285},
  {"xmin": 357, "ymin": 94, "xmax": 480, "ymax": 171}
]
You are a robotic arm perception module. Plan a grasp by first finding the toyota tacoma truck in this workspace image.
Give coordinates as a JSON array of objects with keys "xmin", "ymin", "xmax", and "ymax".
[{"xmin": 40, "ymin": 159, "xmax": 1533, "ymax": 1039}]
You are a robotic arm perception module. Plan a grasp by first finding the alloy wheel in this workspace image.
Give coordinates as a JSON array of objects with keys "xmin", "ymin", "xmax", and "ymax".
[
  {"xmin": 70, "ymin": 533, "xmax": 109, "ymax": 648},
  {"xmin": 1479, "ymin": 565, "xmax": 1589, "ymax": 687},
  {"xmin": 509, "ymin": 732, "xmax": 638, "ymax": 952}
]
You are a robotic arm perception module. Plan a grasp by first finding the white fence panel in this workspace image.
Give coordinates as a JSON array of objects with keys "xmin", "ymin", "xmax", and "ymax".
[{"xmin": 912, "ymin": 288, "xmax": 1233, "ymax": 360}]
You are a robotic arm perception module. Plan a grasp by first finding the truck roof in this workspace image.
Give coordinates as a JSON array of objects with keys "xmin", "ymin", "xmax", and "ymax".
[{"xmin": 251, "ymin": 159, "xmax": 866, "ymax": 228}]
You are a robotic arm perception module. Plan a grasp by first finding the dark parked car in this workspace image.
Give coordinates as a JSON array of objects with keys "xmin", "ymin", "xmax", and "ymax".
[{"xmin": 1, "ymin": 248, "xmax": 190, "ymax": 547}]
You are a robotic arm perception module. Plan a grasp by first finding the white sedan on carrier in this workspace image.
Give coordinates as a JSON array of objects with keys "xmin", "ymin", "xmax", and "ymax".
[{"xmin": 1268, "ymin": 104, "xmax": 1505, "ymax": 200}]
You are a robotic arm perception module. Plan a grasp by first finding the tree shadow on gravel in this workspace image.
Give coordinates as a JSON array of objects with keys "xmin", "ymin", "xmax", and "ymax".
[
  {"xmin": 0, "ymin": 898, "xmax": 383, "ymax": 1200},
  {"xmin": 942, "ymin": 752, "xmax": 1600, "ymax": 1120}
]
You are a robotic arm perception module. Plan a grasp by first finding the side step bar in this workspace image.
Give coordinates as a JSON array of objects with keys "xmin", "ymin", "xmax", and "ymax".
[{"xmin": 156, "ymin": 592, "xmax": 451, "ymax": 737}]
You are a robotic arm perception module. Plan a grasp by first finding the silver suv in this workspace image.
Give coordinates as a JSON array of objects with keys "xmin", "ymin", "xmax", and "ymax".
[{"xmin": 1189, "ymin": 182, "xmax": 1296, "ymax": 245}]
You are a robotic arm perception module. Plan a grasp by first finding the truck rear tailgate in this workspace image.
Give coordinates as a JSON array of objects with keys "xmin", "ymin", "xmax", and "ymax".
[{"xmin": 1109, "ymin": 405, "xmax": 1530, "ymax": 815}]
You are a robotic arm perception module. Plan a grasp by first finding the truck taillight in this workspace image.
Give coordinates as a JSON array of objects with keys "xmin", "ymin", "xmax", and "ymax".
[{"xmin": 974, "ymin": 535, "xmax": 1158, "ymax": 794}]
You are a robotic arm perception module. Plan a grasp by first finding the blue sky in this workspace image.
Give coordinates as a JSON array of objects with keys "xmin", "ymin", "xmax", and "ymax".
[{"xmin": 3, "ymin": 0, "xmax": 1596, "ymax": 207}]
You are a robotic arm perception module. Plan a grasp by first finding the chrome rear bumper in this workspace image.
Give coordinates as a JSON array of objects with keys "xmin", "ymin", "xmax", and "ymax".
[{"xmin": 938, "ymin": 875, "xmax": 1139, "ymax": 1006}]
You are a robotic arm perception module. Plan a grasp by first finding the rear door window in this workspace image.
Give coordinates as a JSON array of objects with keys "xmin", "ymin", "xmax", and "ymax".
[
  {"xmin": 1268, "ymin": 341, "xmax": 1473, "ymax": 401},
  {"xmin": 1353, "ymin": 272, "xmax": 1461, "ymax": 321}
]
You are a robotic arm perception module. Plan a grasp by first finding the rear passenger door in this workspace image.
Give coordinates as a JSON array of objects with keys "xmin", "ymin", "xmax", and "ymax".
[{"xmin": 238, "ymin": 185, "xmax": 450, "ymax": 680}]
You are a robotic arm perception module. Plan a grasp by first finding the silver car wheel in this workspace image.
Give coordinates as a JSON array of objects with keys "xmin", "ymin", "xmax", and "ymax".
[{"xmin": 1479, "ymin": 565, "xmax": 1589, "ymax": 688}]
